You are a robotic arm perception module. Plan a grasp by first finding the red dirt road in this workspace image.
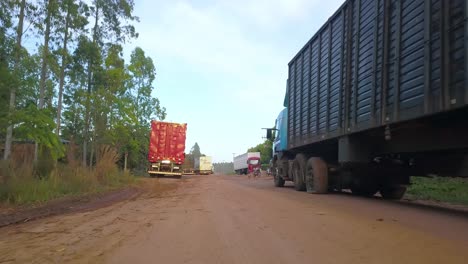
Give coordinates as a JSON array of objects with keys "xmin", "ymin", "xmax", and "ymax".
[{"xmin": 1, "ymin": 175, "xmax": 468, "ymax": 263}]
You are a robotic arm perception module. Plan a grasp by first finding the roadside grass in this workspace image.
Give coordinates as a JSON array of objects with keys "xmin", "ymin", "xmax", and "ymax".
[
  {"xmin": 407, "ymin": 176, "xmax": 468, "ymax": 206},
  {"xmin": 0, "ymin": 145, "xmax": 135, "ymax": 205}
]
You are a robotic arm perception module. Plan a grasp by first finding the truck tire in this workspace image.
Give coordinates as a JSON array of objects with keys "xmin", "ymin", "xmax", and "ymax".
[
  {"xmin": 380, "ymin": 185, "xmax": 407, "ymax": 200},
  {"xmin": 274, "ymin": 174, "xmax": 285, "ymax": 187},
  {"xmin": 351, "ymin": 187, "xmax": 378, "ymax": 197},
  {"xmin": 279, "ymin": 156, "xmax": 290, "ymax": 180},
  {"xmin": 292, "ymin": 154, "xmax": 307, "ymax": 191},
  {"xmin": 272, "ymin": 158, "xmax": 285, "ymax": 187},
  {"xmin": 305, "ymin": 157, "xmax": 328, "ymax": 194},
  {"xmin": 350, "ymin": 176, "xmax": 378, "ymax": 197}
]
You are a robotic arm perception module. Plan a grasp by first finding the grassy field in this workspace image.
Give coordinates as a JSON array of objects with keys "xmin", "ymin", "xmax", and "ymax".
[
  {"xmin": 0, "ymin": 146, "xmax": 135, "ymax": 205},
  {"xmin": 407, "ymin": 176, "xmax": 468, "ymax": 206}
]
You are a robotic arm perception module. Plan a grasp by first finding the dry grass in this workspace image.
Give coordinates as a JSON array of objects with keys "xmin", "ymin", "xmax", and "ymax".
[
  {"xmin": 0, "ymin": 145, "xmax": 135, "ymax": 205},
  {"xmin": 95, "ymin": 145, "xmax": 120, "ymax": 183}
]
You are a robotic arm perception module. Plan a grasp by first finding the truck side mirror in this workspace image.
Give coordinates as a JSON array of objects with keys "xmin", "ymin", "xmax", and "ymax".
[{"xmin": 266, "ymin": 129, "xmax": 273, "ymax": 140}]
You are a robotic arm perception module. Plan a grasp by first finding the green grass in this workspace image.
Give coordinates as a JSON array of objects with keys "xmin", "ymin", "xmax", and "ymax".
[
  {"xmin": 407, "ymin": 176, "xmax": 468, "ymax": 206},
  {"xmin": 0, "ymin": 165, "xmax": 135, "ymax": 205}
]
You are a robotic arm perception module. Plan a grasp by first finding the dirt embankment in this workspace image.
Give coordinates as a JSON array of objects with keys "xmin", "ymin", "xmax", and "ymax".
[
  {"xmin": 0, "ymin": 187, "xmax": 140, "ymax": 228},
  {"xmin": 0, "ymin": 177, "xmax": 180, "ymax": 263},
  {"xmin": 0, "ymin": 177, "xmax": 179, "ymax": 228}
]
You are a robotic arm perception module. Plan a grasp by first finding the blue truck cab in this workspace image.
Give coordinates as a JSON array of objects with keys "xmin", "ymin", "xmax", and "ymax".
[{"xmin": 273, "ymin": 108, "xmax": 288, "ymax": 154}]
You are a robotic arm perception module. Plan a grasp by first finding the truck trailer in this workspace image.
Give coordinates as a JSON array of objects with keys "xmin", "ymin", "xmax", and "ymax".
[
  {"xmin": 268, "ymin": 0, "xmax": 467, "ymax": 199},
  {"xmin": 234, "ymin": 152, "xmax": 261, "ymax": 175},
  {"xmin": 148, "ymin": 121, "xmax": 187, "ymax": 177},
  {"xmin": 195, "ymin": 156, "xmax": 214, "ymax": 175}
]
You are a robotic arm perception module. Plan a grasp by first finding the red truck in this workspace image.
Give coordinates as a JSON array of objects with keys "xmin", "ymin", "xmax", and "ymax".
[{"xmin": 148, "ymin": 121, "xmax": 187, "ymax": 177}]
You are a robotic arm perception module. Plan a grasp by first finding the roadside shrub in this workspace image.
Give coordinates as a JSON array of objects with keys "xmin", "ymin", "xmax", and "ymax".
[
  {"xmin": 407, "ymin": 176, "xmax": 468, "ymax": 205},
  {"xmin": 35, "ymin": 148, "xmax": 55, "ymax": 179},
  {"xmin": 95, "ymin": 145, "xmax": 120, "ymax": 184},
  {"xmin": 0, "ymin": 145, "xmax": 135, "ymax": 205}
]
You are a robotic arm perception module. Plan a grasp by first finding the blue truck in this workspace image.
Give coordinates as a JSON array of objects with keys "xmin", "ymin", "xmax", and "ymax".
[{"xmin": 267, "ymin": 0, "xmax": 468, "ymax": 199}]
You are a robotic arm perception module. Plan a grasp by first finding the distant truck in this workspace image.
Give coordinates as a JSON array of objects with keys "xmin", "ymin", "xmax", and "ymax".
[
  {"xmin": 234, "ymin": 152, "xmax": 261, "ymax": 175},
  {"xmin": 195, "ymin": 156, "xmax": 214, "ymax": 175},
  {"xmin": 267, "ymin": 0, "xmax": 467, "ymax": 200},
  {"xmin": 182, "ymin": 158, "xmax": 195, "ymax": 175},
  {"xmin": 148, "ymin": 121, "xmax": 187, "ymax": 177}
]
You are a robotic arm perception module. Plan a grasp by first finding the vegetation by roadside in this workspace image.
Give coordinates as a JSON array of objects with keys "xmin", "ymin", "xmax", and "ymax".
[
  {"xmin": 0, "ymin": 145, "xmax": 135, "ymax": 205},
  {"xmin": 407, "ymin": 176, "xmax": 468, "ymax": 206},
  {"xmin": 248, "ymin": 140, "xmax": 273, "ymax": 165},
  {"xmin": 1, "ymin": 0, "xmax": 165, "ymax": 180},
  {"xmin": 213, "ymin": 162, "xmax": 234, "ymax": 174}
]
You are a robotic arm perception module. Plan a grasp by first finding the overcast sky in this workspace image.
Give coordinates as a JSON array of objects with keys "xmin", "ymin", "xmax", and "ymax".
[{"xmin": 124, "ymin": 0, "xmax": 345, "ymax": 162}]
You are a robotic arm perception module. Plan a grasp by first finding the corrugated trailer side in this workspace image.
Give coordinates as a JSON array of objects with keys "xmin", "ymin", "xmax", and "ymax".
[
  {"xmin": 268, "ymin": 0, "xmax": 468, "ymax": 199},
  {"xmin": 287, "ymin": 0, "xmax": 467, "ymax": 150}
]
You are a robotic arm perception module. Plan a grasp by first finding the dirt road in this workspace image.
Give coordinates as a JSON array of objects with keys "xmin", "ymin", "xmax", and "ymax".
[{"xmin": 1, "ymin": 175, "xmax": 468, "ymax": 264}]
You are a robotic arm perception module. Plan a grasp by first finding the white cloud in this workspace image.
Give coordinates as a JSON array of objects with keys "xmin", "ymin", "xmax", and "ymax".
[
  {"xmin": 135, "ymin": 1, "xmax": 286, "ymax": 79},
  {"xmin": 219, "ymin": 0, "xmax": 322, "ymax": 28}
]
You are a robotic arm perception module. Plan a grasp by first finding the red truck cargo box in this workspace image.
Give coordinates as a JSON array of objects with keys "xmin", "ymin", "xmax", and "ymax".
[{"xmin": 148, "ymin": 121, "xmax": 187, "ymax": 165}]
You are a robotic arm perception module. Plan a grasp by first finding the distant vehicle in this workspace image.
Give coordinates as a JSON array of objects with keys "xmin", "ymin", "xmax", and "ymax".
[
  {"xmin": 267, "ymin": 0, "xmax": 467, "ymax": 200},
  {"xmin": 147, "ymin": 121, "xmax": 187, "ymax": 178},
  {"xmin": 253, "ymin": 167, "xmax": 261, "ymax": 177},
  {"xmin": 234, "ymin": 152, "xmax": 261, "ymax": 175},
  {"xmin": 182, "ymin": 158, "xmax": 195, "ymax": 175},
  {"xmin": 195, "ymin": 156, "xmax": 214, "ymax": 175}
]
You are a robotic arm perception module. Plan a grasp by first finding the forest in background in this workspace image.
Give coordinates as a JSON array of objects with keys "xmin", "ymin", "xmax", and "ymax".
[
  {"xmin": 0, "ymin": 0, "xmax": 165, "ymax": 203},
  {"xmin": 1, "ymin": 0, "xmax": 165, "ymax": 170}
]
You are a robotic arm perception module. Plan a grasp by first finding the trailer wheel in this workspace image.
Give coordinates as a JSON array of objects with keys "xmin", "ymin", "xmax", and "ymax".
[
  {"xmin": 380, "ymin": 185, "xmax": 406, "ymax": 200},
  {"xmin": 350, "ymin": 177, "xmax": 378, "ymax": 197},
  {"xmin": 292, "ymin": 154, "xmax": 307, "ymax": 191},
  {"xmin": 272, "ymin": 159, "xmax": 285, "ymax": 187},
  {"xmin": 305, "ymin": 157, "xmax": 328, "ymax": 194},
  {"xmin": 279, "ymin": 156, "xmax": 290, "ymax": 180},
  {"xmin": 351, "ymin": 187, "xmax": 378, "ymax": 197},
  {"xmin": 274, "ymin": 174, "xmax": 285, "ymax": 187}
]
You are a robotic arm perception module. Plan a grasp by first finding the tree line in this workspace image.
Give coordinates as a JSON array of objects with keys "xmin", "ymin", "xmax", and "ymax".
[
  {"xmin": 182, "ymin": 143, "xmax": 206, "ymax": 169},
  {"xmin": 213, "ymin": 162, "xmax": 234, "ymax": 174},
  {"xmin": 211, "ymin": 140, "xmax": 272, "ymax": 175},
  {"xmin": 0, "ymin": 0, "xmax": 165, "ymax": 172},
  {"xmin": 248, "ymin": 139, "xmax": 273, "ymax": 165}
]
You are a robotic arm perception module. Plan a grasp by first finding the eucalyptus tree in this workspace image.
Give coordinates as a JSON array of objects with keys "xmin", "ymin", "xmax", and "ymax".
[
  {"xmin": 55, "ymin": 0, "xmax": 89, "ymax": 137},
  {"xmin": 3, "ymin": 0, "xmax": 27, "ymax": 160},
  {"xmin": 82, "ymin": 0, "xmax": 138, "ymax": 167}
]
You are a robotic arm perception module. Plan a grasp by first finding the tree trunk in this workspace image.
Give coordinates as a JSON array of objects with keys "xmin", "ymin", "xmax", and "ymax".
[
  {"xmin": 35, "ymin": 0, "xmax": 53, "ymax": 162},
  {"xmin": 124, "ymin": 152, "xmax": 128, "ymax": 172},
  {"xmin": 83, "ymin": 4, "xmax": 99, "ymax": 167},
  {"xmin": 82, "ymin": 140, "xmax": 87, "ymax": 166},
  {"xmin": 39, "ymin": 0, "xmax": 53, "ymax": 110},
  {"xmin": 55, "ymin": 2, "xmax": 71, "ymax": 138},
  {"xmin": 3, "ymin": 0, "xmax": 26, "ymax": 161},
  {"xmin": 92, "ymin": 121, "xmax": 98, "ymax": 166},
  {"xmin": 83, "ymin": 61, "xmax": 91, "ymax": 167},
  {"xmin": 89, "ymin": 141, "xmax": 94, "ymax": 167}
]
